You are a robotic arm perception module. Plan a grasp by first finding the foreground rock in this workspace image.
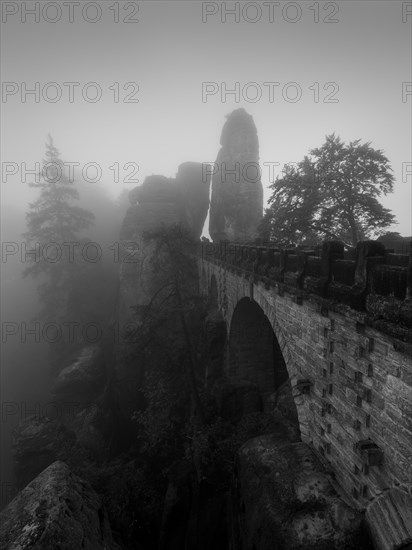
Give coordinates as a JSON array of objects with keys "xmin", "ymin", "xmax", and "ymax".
[
  {"xmin": 209, "ymin": 108, "xmax": 263, "ymax": 242},
  {"xmin": 0, "ymin": 461, "xmax": 122, "ymax": 550},
  {"xmin": 230, "ymin": 435, "xmax": 368, "ymax": 549}
]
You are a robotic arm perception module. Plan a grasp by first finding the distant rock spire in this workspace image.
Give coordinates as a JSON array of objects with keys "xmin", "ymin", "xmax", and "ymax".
[{"xmin": 209, "ymin": 108, "xmax": 263, "ymax": 242}]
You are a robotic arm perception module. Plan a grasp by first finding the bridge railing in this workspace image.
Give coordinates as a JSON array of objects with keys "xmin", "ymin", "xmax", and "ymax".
[{"xmin": 198, "ymin": 240, "xmax": 412, "ymax": 328}]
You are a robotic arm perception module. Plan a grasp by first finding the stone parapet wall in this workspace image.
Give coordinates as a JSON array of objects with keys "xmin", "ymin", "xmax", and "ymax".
[{"xmin": 199, "ymin": 240, "xmax": 412, "ymax": 345}]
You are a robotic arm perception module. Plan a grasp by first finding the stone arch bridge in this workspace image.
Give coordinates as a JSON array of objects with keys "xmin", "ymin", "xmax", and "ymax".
[{"xmin": 198, "ymin": 239, "xmax": 412, "ymax": 549}]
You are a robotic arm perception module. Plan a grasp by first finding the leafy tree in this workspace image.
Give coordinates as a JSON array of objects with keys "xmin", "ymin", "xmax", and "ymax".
[
  {"xmin": 23, "ymin": 135, "xmax": 95, "ymax": 324},
  {"xmin": 260, "ymin": 134, "xmax": 396, "ymax": 246},
  {"xmin": 259, "ymin": 157, "xmax": 321, "ymax": 245}
]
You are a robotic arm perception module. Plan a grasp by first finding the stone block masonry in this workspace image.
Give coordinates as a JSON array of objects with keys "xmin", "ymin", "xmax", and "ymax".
[{"xmin": 199, "ymin": 242, "xmax": 412, "ymax": 522}]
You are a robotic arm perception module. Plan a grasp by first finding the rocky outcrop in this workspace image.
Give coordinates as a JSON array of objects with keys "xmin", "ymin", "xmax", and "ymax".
[
  {"xmin": 266, "ymin": 380, "xmax": 302, "ymax": 442},
  {"xmin": 125, "ymin": 164, "xmax": 211, "ymax": 241},
  {"xmin": 51, "ymin": 345, "xmax": 105, "ymax": 402},
  {"xmin": 117, "ymin": 176, "xmax": 179, "ymax": 424},
  {"xmin": 365, "ymin": 488, "xmax": 412, "ymax": 550},
  {"xmin": 120, "ymin": 169, "xmax": 210, "ymax": 344},
  {"xmin": 11, "ymin": 411, "xmax": 106, "ymax": 488},
  {"xmin": 0, "ymin": 461, "xmax": 122, "ymax": 550},
  {"xmin": 12, "ymin": 416, "xmax": 75, "ymax": 489},
  {"xmin": 68, "ymin": 402, "xmax": 108, "ymax": 455},
  {"xmin": 116, "ymin": 167, "xmax": 210, "ymax": 424},
  {"xmin": 209, "ymin": 108, "xmax": 263, "ymax": 242},
  {"xmin": 50, "ymin": 345, "xmax": 110, "ymax": 456},
  {"xmin": 230, "ymin": 435, "xmax": 367, "ymax": 549},
  {"xmin": 125, "ymin": 175, "xmax": 182, "ymax": 236},
  {"xmin": 12, "ymin": 348, "xmax": 111, "ymax": 486}
]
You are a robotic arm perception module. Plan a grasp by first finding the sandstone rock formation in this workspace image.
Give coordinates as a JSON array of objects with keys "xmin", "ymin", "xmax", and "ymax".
[
  {"xmin": 230, "ymin": 435, "xmax": 366, "ymax": 549},
  {"xmin": 267, "ymin": 379, "xmax": 302, "ymax": 442},
  {"xmin": 11, "ymin": 416, "xmax": 75, "ymax": 489},
  {"xmin": 125, "ymin": 164, "xmax": 211, "ymax": 241},
  {"xmin": 209, "ymin": 108, "xmax": 263, "ymax": 242},
  {"xmin": 116, "ymin": 167, "xmax": 211, "ymax": 423},
  {"xmin": 12, "ymin": 347, "xmax": 111, "ymax": 487},
  {"xmin": 51, "ymin": 345, "xmax": 105, "ymax": 402},
  {"xmin": 50, "ymin": 345, "xmax": 110, "ymax": 456},
  {"xmin": 125, "ymin": 175, "xmax": 181, "ymax": 236},
  {"xmin": 120, "ymin": 168, "xmax": 210, "ymax": 340},
  {"xmin": 0, "ymin": 461, "xmax": 122, "ymax": 550},
  {"xmin": 118, "ymin": 176, "xmax": 182, "ymax": 422}
]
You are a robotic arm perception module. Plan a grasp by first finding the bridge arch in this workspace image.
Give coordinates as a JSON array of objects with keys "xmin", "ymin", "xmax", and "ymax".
[
  {"xmin": 227, "ymin": 297, "xmax": 301, "ymax": 436},
  {"xmin": 228, "ymin": 298, "xmax": 290, "ymax": 397},
  {"xmin": 200, "ymin": 263, "xmax": 305, "ymax": 433}
]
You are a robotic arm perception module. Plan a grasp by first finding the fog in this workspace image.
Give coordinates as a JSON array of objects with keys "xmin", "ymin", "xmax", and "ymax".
[
  {"xmin": 0, "ymin": 0, "xmax": 411, "ymax": 538},
  {"xmin": 2, "ymin": 1, "xmax": 411, "ymax": 233},
  {"xmin": 0, "ymin": 177, "xmax": 126, "ymax": 509},
  {"xmin": 1, "ymin": 200, "xmax": 49, "ymax": 508}
]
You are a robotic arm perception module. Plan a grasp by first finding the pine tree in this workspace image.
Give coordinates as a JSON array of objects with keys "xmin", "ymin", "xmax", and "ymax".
[{"xmin": 23, "ymin": 135, "xmax": 95, "ymax": 324}]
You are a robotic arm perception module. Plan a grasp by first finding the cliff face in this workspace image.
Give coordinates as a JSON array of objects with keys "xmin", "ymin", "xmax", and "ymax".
[
  {"xmin": 209, "ymin": 108, "xmax": 263, "ymax": 242},
  {"xmin": 115, "ymin": 166, "xmax": 211, "ymax": 422}
]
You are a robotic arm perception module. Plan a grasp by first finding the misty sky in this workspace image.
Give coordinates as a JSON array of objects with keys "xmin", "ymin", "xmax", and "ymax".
[{"xmin": 1, "ymin": 0, "xmax": 411, "ymax": 236}]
